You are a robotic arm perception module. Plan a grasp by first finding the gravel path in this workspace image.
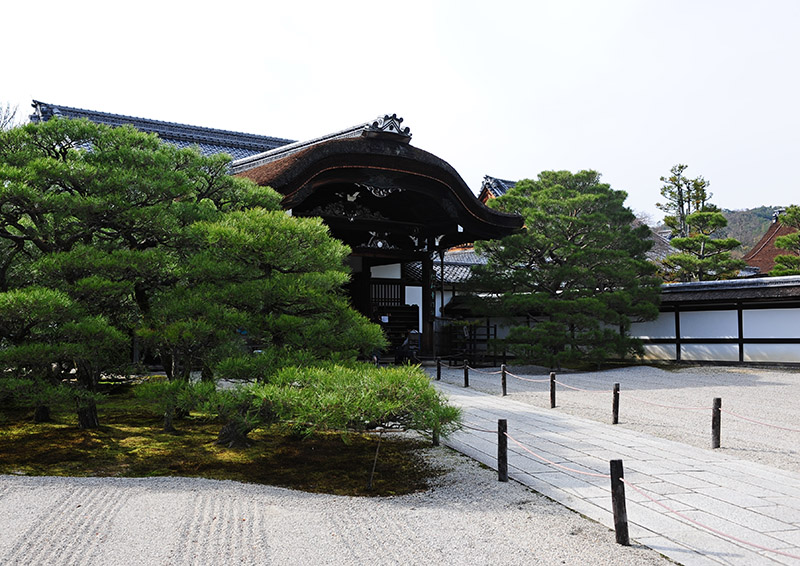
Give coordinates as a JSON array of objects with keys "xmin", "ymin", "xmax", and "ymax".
[
  {"xmin": 0, "ymin": 446, "xmax": 669, "ymax": 566},
  {"xmin": 434, "ymin": 363, "xmax": 800, "ymax": 474}
]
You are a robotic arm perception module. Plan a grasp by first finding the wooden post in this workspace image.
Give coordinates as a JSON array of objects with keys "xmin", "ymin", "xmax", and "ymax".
[
  {"xmin": 550, "ymin": 372, "xmax": 556, "ymax": 408},
  {"xmin": 464, "ymin": 360, "xmax": 469, "ymax": 388},
  {"xmin": 610, "ymin": 459, "xmax": 630, "ymax": 546},
  {"xmin": 498, "ymin": 419, "xmax": 508, "ymax": 482},
  {"xmin": 501, "ymin": 364, "xmax": 507, "ymax": 397},
  {"xmin": 612, "ymin": 383, "xmax": 620, "ymax": 425},
  {"xmin": 436, "ymin": 358, "xmax": 441, "ymax": 381},
  {"xmin": 712, "ymin": 397, "xmax": 722, "ymax": 449},
  {"xmin": 432, "ymin": 427, "xmax": 440, "ymax": 447}
]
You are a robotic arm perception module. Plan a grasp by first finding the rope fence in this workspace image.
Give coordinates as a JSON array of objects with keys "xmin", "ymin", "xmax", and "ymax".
[
  {"xmin": 720, "ymin": 408, "xmax": 800, "ymax": 433},
  {"xmin": 435, "ymin": 363, "xmax": 800, "ymax": 447},
  {"xmin": 468, "ymin": 417, "xmax": 800, "ymax": 560}
]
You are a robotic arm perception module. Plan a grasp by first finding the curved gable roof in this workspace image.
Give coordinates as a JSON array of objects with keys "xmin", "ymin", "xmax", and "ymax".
[{"xmin": 233, "ymin": 123, "xmax": 523, "ymax": 245}]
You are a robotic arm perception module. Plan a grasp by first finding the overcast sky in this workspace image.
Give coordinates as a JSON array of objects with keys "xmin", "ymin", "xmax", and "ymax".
[{"xmin": 4, "ymin": 0, "xmax": 799, "ymax": 222}]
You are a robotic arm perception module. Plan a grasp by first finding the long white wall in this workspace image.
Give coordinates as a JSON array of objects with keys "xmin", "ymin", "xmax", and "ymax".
[{"xmin": 631, "ymin": 307, "xmax": 800, "ymax": 363}]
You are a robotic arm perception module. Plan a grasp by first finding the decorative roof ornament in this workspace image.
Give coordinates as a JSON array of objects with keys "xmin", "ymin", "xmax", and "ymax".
[{"xmin": 363, "ymin": 114, "xmax": 412, "ymax": 141}]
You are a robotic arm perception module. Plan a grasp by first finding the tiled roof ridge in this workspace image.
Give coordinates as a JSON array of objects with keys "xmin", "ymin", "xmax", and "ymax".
[
  {"xmin": 230, "ymin": 113, "xmax": 412, "ymax": 174},
  {"xmin": 230, "ymin": 123, "xmax": 368, "ymax": 173},
  {"xmin": 484, "ymin": 174, "xmax": 516, "ymax": 186},
  {"xmin": 30, "ymin": 100, "xmax": 295, "ymax": 151},
  {"xmin": 662, "ymin": 274, "xmax": 800, "ymax": 292}
]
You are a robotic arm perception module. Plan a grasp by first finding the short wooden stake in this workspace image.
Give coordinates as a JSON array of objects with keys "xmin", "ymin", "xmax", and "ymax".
[
  {"xmin": 550, "ymin": 372, "xmax": 556, "ymax": 408},
  {"xmin": 498, "ymin": 419, "xmax": 508, "ymax": 482},
  {"xmin": 436, "ymin": 358, "xmax": 441, "ymax": 381},
  {"xmin": 610, "ymin": 459, "xmax": 630, "ymax": 546},
  {"xmin": 712, "ymin": 397, "xmax": 722, "ymax": 449},
  {"xmin": 463, "ymin": 360, "xmax": 469, "ymax": 388},
  {"xmin": 432, "ymin": 427, "xmax": 440, "ymax": 447},
  {"xmin": 612, "ymin": 383, "xmax": 620, "ymax": 425},
  {"xmin": 501, "ymin": 364, "xmax": 507, "ymax": 396}
]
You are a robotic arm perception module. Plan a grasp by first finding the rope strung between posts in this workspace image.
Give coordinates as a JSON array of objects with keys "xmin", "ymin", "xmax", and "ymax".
[
  {"xmin": 720, "ymin": 408, "xmax": 800, "ymax": 433},
  {"xmin": 465, "ymin": 365, "xmax": 504, "ymax": 375},
  {"xmin": 506, "ymin": 371, "xmax": 550, "ymax": 383},
  {"xmin": 622, "ymin": 394, "xmax": 710, "ymax": 411},
  {"xmin": 504, "ymin": 431, "xmax": 611, "ymax": 479},
  {"xmin": 622, "ymin": 477, "xmax": 800, "ymax": 561},
  {"xmin": 553, "ymin": 379, "xmax": 611, "ymax": 394},
  {"xmin": 461, "ymin": 421, "xmax": 497, "ymax": 434}
]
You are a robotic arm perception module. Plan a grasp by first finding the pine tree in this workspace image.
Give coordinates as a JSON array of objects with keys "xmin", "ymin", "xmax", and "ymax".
[
  {"xmin": 471, "ymin": 170, "xmax": 660, "ymax": 368},
  {"xmin": 662, "ymin": 211, "xmax": 745, "ymax": 281}
]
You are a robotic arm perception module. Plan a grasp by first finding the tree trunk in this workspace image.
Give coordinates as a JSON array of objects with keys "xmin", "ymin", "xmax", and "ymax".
[
  {"xmin": 77, "ymin": 401, "xmax": 100, "ymax": 429},
  {"xmin": 161, "ymin": 353, "xmax": 173, "ymax": 380},
  {"xmin": 163, "ymin": 406, "xmax": 176, "ymax": 433},
  {"xmin": 33, "ymin": 405, "xmax": 51, "ymax": 423},
  {"xmin": 217, "ymin": 421, "xmax": 251, "ymax": 448}
]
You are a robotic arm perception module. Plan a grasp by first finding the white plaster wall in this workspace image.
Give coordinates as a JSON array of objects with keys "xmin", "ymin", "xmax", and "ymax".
[
  {"xmin": 436, "ymin": 291, "xmax": 454, "ymax": 318},
  {"xmin": 630, "ymin": 313, "xmax": 675, "ymax": 339},
  {"xmin": 681, "ymin": 344, "xmax": 739, "ymax": 362},
  {"xmin": 405, "ymin": 286, "xmax": 423, "ymax": 331},
  {"xmin": 680, "ymin": 310, "xmax": 738, "ymax": 339},
  {"xmin": 743, "ymin": 309, "xmax": 800, "ymax": 339},
  {"xmin": 370, "ymin": 264, "xmax": 402, "ymax": 279},
  {"xmin": 640, "ymin": 344, "xmax": 677, "ymax": 360},
  {"xmin": 744, "ymin": 344, "xmax": 800, "ymax": 363}
]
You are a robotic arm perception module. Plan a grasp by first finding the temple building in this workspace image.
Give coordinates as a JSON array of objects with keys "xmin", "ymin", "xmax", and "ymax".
[{"xmin": 29, "ymin": 101, "xmax": 523, "ymax": 356}]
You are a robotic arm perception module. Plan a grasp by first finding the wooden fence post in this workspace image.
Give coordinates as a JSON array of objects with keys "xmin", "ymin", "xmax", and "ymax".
[
  {"xmin": 463, "ymin": 360, "xmax": 469, "ymax": 388},
  {"xmin": 712, "ymin": 397, "xmax": 722, "ymax": 449},
  {"xmin": 501, "ymin": 364, "xmax": 507, "ymax": 397},
  {"xmin": 612, "ymin": 383, "xmax": 620, "ymax": 424},
  {"xmin": 610, "ymin": 459, "xmax": 630, "ymax": 545},
  {"xmin": 436, "ymin": 358, "xmax": 441, "ymax": 381},
  {"xmin": 550, "ymin": 372, "xmax": 556, "ymax": 408},
  {"xmin": 498, "ymin": 419, "xmax": 508, "ymax": 482}
]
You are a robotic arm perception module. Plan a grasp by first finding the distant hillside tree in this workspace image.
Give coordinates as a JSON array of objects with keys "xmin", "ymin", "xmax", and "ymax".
[
  {"xmin": 656, "ymin": 164, "xmax": 713, "ymax": 238},
  {"xmin": 771, "ymin": 205, "xmax": 800, "ymax": 275},
  {"xmin": 471, "ymin": 170, "xmax": 661, "ymax": 368},
  {"xmin": 718, "ymin": 206, "xmax": 778, "ymax": 258}
]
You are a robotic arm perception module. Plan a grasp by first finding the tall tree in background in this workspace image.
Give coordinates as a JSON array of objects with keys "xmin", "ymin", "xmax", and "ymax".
[
  {"xmin": 771, "ymin": 205, "xmax": 800, "ymax": 275},
  {"xmin": 471, "ymin": 170, "xmax": 660, "ymax": 368},
  {"xmin": 662, "ymin": 211, "xmax": 745, "ymax": 281},
  {"xmin": 656, "ymin": 164, "xmax": 713, "ymax": 238},
  {"xmin": 0, "ymin": 103, "xmax": 18, "ymax": 131},
  {"xmin": 657, "ymin": 165, "xmax": 744, "ymax": 281}
]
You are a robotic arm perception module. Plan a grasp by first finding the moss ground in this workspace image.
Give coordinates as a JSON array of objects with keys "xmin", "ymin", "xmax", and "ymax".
[{"xmin": 0, "ymin": 383, "xmax": 442, "ymax": 497}]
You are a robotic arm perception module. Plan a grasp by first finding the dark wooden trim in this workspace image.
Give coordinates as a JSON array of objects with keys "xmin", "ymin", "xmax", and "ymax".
[
  {"xmin": 643, "ymin": 337, "xmax": 800, "ymax": 345},
  {"xmin": 674, "ymin": 307, "xmax": 681, "ymax": 362},
  {"xmin": 737, "ymin": 301, "xmax": 744, "ymax": 363}
]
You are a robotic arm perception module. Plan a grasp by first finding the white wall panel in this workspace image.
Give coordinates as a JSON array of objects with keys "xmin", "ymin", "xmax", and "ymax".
[
  {"xmin": 631, "ymin": 313, "xmax": 676, "ymax": 339},
  {"xmin": 743, "ymin": 309, "xmax": 800, "ymax": 339},
  {"xmin": 681, "ymin": 344, "xmax": 739, "ymax": 362},
  {"xmin": 744, "ymin": 344, "xmax": 800, "ymax": 363},
  {"xmin": 680, "ymin": 311, "xmax": 738, "ymax": 339},
  {"xmin": 640, "ymin": 344, "xmax": 677, "ymax": 360},
  {"xmin": 405, "ymin": 286, "xmax": 423, "ymax": 331},
  {"xmin": 371, "ymin": 264, "xmax": 402, "ymax": 279}
]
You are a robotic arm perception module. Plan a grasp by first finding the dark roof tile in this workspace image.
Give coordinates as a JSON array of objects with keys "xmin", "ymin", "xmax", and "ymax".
[{"xmin": 30, "ymin": 100, "xmax": 294, "ymax": 159}]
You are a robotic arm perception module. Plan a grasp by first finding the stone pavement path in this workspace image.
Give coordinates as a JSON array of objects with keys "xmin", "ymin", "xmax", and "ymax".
[{"xmin": 435, "ymin": 381, "xmax": 800, "ymax": 566}]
